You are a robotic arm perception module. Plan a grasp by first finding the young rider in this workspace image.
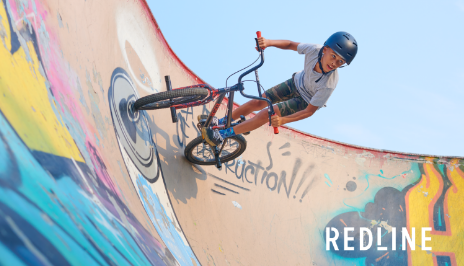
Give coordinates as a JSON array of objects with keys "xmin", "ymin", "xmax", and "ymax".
[{"xmin": 202, "ymin": 31, "xmax": 358, "ymax": 146}]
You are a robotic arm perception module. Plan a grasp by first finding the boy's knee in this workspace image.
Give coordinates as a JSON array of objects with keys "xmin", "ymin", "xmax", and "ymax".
[
  {"xmin": 251, "ymin": 98, "xmax": 267, "ymax": 107},
  {"xmin": 273, "ymin": 105, "xmax": 282, "ymax": 116}
]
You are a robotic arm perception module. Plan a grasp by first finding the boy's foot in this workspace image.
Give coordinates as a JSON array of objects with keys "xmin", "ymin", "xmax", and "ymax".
[
  {"xmin": 202, "ymin": 127, "xmax": 223, "ymax": 146},
  {"xmin": 197, "ymin": 114, "xmax": 209, "ymax": 122},
  {"xmin": 197, "ymin": 115, "xmax": 234, "ymax": 126},
  {"xmin": 197, "ymin": 115, "xmax": 218, "ymax": 126}
]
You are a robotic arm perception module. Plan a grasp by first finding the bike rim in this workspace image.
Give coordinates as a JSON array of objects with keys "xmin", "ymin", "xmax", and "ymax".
[{"xmin": 190, "ymin": 138, "xmax": 242, "ymax": 163}]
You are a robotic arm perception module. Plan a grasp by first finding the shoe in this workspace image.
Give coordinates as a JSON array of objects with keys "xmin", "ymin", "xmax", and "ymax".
[
  {"xmin": 202, "ymin": 127, "xmax": 223, "ymax": 146},
  {"xmin": 197, "ymin": 114, "xmax": 208, "ymax": 122},
  {"xmin": 197, "ymin": 115, "xmax": 218, "ymax": 126}
]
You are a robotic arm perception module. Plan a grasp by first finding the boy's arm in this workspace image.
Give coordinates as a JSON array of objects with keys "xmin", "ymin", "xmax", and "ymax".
[
  {"xmin": 271, "ymin": 104, "xmax": 318, "ymax": 127},
  {"xmin": 258, "ymin": 37, "xmax": 300, "ymax": 51}
]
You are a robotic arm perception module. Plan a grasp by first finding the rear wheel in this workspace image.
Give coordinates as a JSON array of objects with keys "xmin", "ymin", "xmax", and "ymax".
[
  {"xmin": 134, "ymin": 88, "xmax": 209, "ymax": 110},
  {"xmin": 184, "ymin": 135, "xmax": 247, "ymax": 165}
]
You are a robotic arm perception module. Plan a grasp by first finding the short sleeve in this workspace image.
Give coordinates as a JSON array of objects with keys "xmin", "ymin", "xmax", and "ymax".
[
  {"xmin": 309, "ymin": 88, "xmax": 334, "ymax": 107},
  {"xmin": 297, "ymin": 43, "xmax": 320, "ymax": 55}
]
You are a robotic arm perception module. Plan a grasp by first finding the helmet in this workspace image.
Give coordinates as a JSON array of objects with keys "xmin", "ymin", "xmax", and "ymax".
[{"xmin": 324, "ymin": 32, "xmax": 358, "ymax": 65}]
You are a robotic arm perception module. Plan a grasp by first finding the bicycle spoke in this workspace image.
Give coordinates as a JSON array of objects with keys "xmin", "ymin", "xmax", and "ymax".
[
  {"xmin": 185, "ymin": 135, "xmax": 246, "ymax": 166},
  {"xmin": 191, "ymin": 138, "xmax": 240, "ymax": 162},
  {"xmin": 193, "ymin": 142, "xmax": 214, "ymax": 161}
]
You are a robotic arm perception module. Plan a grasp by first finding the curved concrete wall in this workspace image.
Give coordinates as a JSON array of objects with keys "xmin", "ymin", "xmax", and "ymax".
[{"xmin": 0, "ymin": 0, "xmax": 463, "ymax": 265}]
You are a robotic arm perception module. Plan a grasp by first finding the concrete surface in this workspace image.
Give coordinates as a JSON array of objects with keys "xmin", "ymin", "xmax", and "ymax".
[{"xmin": 0, "ymin": 0, "xmax": 463, "ymax": 265}]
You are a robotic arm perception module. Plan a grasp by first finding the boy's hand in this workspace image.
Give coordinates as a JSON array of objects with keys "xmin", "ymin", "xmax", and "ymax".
[
  {"xmin": 256, "ymin": 37, "xmax": 269, "ymax": 51},
  {"xmin": 271, "ymin": 115, "xmax": 284, "ymax": 127}
]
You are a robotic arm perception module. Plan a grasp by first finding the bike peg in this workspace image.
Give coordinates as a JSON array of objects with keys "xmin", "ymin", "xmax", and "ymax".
[{"xmin": 164, "ymin": 75, "xmax": 178, "ymax": 123}]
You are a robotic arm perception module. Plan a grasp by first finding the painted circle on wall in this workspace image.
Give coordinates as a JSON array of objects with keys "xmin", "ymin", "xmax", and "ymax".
[
  {"xmin": 109, "ymin": 68, "xmax": 159, "ymax": 182},
  {"xmin": 346, "ymin": 181, "xmax": 357, "ymax": 192}
]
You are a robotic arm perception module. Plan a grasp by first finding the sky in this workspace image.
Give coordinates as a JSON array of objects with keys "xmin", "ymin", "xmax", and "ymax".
[{"xmin": 146, "ymin": 0, "xmax": 464, "ymax": 157}]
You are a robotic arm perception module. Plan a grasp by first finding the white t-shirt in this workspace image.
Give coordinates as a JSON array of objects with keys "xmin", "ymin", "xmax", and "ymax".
[{"xmin": 293, "ymin": 43, "xmax": 339, "ymax": 108}]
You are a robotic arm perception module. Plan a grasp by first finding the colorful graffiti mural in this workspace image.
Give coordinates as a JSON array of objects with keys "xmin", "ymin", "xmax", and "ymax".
[
  {"xmin": 0, "ymin": 0, "xmax": 462, "ymax": 265},
  {"xmin": 0, "ymin": 0, "xmax": 197, "ymax": 265}
]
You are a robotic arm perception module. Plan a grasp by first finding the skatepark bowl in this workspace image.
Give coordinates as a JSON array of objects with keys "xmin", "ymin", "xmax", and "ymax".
[{"xmin": 0, "ymin": 0, "xmax": 463, "ymax": 265}]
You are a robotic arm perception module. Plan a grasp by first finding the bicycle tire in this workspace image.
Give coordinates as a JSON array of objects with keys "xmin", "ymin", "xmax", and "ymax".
[
  {"xmin": 184, "ymin": 135, "xmax": 247, "ymax": 165},
  {"xmin": 134, "ymin": 88, "xmax": 209, "ymax": 110}
]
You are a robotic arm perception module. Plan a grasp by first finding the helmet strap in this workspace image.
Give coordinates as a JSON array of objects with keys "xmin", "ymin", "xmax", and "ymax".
[{"xmin": 315, "ymin": 47, "xmax": 326, "ymax": 83}]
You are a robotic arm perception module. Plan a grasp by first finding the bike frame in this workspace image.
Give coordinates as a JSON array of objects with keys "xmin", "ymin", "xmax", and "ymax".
[{"xmin": 169, "ymin": 38, "xmax": 275, "ymax": 132}]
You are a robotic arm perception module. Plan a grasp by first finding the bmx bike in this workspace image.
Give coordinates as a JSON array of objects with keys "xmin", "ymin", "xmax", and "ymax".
[{"xmin": 133, "ymin": 31, "xmax": 278, "ymax": 169}]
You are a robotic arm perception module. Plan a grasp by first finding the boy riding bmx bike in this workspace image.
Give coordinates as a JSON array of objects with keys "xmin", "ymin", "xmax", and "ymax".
[{"xmin": 202, "ymin": 31, "xmax": 358, "ymax": 146}]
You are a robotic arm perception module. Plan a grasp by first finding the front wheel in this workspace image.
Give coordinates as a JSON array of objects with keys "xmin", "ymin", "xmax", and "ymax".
[
  {"xmin": 134, "ymin": 87, "xmax": 209, "ymax": 110},
  {"xmin": 184, "ymin": 135, "xmax": 247, "ymax": 165}
]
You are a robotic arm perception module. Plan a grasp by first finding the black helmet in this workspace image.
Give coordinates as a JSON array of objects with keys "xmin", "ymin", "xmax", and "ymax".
[{"xmin": 324, "ymin": 32, "xmax": 358, "ymax": 65}]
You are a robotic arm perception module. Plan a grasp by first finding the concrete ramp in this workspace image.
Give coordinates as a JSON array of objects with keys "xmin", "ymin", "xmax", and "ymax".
[{"xmin": 0, "ymin": 0, "xmax": 463, "ymax": 265}]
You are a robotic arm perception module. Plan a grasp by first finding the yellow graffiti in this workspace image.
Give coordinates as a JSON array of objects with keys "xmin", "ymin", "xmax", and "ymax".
[
  {"xmin": 406, "ymin": 158, "xmax": 463, "ymax": 265},
  {"xmin": 0, "ymin": 1, "xmax": 83, "ymax": 161}
]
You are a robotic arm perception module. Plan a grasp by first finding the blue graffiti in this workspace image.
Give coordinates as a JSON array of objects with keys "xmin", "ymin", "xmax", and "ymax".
[
  {"xmin": 0, "ymin": 113, "xmax": 171, "ymax": 265},
  {"xmin": 135, "ymin": 174, "xmax": 199, "ymax": 266}
]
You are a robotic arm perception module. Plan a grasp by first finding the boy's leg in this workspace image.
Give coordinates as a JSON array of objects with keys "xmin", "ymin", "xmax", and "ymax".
[
  {"xmin": 232, "ymin": 104, "xmax": 282, "ymax": 135},
  {"xmin": 199, "ymin": 97, "xmax": 268, "ymax": 125},
  {"xmin": 233, "ymin": 95, "xmax": 308, "ymax": 135},
  {"xmin": 229, "ymin": 97, "xmax": 268, "ymax": 121},
  {"xmin": 233, "ymin": 76, "xmax": 301, "ymax": 134},
  {"xmin": 226, "ymin": 76, "xmax": 298, "ymax": 122},
  {"xmin": 202, "ymin": 76, "xmax": 299, "ymax": 146}
]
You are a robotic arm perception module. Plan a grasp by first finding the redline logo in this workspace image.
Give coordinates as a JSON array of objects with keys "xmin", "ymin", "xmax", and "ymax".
[{"xmin": 325, "ymin": 227, "xmax": 432, "ymax": 251}]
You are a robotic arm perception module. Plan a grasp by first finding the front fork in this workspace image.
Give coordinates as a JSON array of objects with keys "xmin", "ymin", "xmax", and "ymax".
[
  {"xmin": 214, "ymin": 146, "xmax": 222, "ymax": 169},
  {"xmin": 199, "ymin": 91, "xmax": 242, "ymax": 169}
]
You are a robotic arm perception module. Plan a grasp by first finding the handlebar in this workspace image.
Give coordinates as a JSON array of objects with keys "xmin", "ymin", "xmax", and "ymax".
[
  {"xmin": 272, "ymin": 114, "xmax": 279, "ymax": 134},
  {"xmin": 237, "ymin": 31, "xmax": 279, "ymax": 135},
  {"xmin": 258, "ymin": 31, "xmax": 278, "ymax": 134},
  {"xmin": 256, "ymin": 31, "xmax": 265, "ymax": 51}
]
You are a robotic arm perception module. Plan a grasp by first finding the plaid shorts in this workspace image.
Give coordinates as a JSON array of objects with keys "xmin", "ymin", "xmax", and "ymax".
[{"xmin": 264, "ymin": 74, "xmax": 308, "ymax": 117}]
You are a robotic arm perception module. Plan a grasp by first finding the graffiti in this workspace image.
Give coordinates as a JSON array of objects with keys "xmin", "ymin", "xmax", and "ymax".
[
  {"xmin": 324, "ymin": 161, "xmax": 464, "ymax": 265},
  {"xmin": 214, "ymin": 140, "xmax": 317, "ymax": 202},
  {"xmin": 171, "ymin": 104, "xmax": 324, "ymax": 202},
  {"xmin": 405, "ymin": 160, "xmax": 464, "ymax": 265},
  {"xmin": 1, "ymin": 0, "xmax": 463, "ymax": 265},
  {"xmin": 0, "ymin": 0, "xmax": 196, "ymax": 264},
  {"xmin": 170, "ymin": 101, "xmax": 463, "ymax": 265},
  {"xmin": 108, "ymin": 69, "xmax": 199, "ymax": 264},
  {"xmin": 175, "ymin": 106, "xmax": 195, "ymax": 148},
  {"xmin": 324, "ymin": 186, "xmax": 409, "ymax": 265},
  {"xmin": 175, "ymin": 104, "xmax": 211, "ymax": 148},
  {"xmin": 208, "ymin": 172, "xmax": 250, "ymax": 196},
  {"xmin": 108, "ymin": 68, "xmax": 159, "ymax": 183}
]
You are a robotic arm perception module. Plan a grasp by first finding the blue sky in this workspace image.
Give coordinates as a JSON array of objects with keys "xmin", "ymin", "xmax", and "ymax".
[{"xmin": 147, "ymin": 0, "xmax": 464, "ymax": 157}]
